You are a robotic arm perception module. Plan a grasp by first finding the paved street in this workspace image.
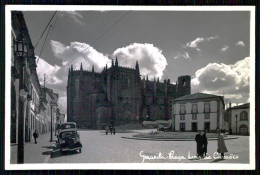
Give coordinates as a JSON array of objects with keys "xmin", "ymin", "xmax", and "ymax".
[
  {"xmin": 48, "ymin": 130, "xmax": 249, "ymax": 164},
  {"xmin": 10, "ymin": 132, "xmax": 55, "ymax": 164}
]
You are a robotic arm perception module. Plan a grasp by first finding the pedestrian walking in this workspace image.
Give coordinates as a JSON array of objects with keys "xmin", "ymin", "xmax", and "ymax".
[
  {"xmin": 33, "ymin": 130, "xmax": 39, "ymax": 144},
  {"xmin": 217, "ymin": 129, "xmax": 228, "ymax": 159},
  {"xmin": 109, "ymin": 125, "xmax": 113, "ymax": 135},
  {"xmin": 112, "ymin": 125, "xmax": 116, "ymax": 135},
  {"xmin": 202, "ymin": 130, "xmax": 208, "ymax": 157},
  {"xmin": 195, "ymin": 130, "xmax": 203, "ymax": 158},
  {"xmin": 105, "ymin": 126, "xmax": 109, "ymax": 135}
]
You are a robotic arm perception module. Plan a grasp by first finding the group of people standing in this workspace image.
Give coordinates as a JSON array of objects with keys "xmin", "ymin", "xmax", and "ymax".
[
  {"xmin": 105, "ymin": 125, "xmax": 116, "ymax": 135},
  {"xmin": 195, "ymin": 129, "xmax": 228, "ymax": 159},
  {"xmin": 195, "ymin": 130, "xmax": 208, "ymax": 158}
]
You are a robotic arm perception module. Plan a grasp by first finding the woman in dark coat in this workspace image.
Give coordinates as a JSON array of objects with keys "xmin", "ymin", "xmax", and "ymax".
[
  {"xmin": 217, "ymin": 129, "xmax": 228, "ymax": 159},
  {"xmin": 201, "ymin": 130, "xmax": 208, "ymax": 156},
  {"xmin": 195, "ymin": 130, "xmax": 203, "ymax": 158}
]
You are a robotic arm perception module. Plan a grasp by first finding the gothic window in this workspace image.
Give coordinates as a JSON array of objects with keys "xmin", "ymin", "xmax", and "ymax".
[
  {"xmin": 240, "ymin": 111, "xmax": 248, "ymax": 121},
  {"xmin": 182, "ymin": 79, "xmax": 186, "ymax": 86},
  {"xmin": 121, "ymin": 76, "xmax": 130, "ymax": 89},
  {"xmin": 75, "ymin": 79, "xmax": 79, "ymax": 97}
]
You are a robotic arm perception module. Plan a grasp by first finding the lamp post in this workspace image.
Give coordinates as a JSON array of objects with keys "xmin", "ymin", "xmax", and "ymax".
[
  {"xmin": 49, "ymin": 102, "xmax": 53, "ymax": 142},
  {"xmin": 15, "ymin": 32, "xmax": 28, "ymax": 164},
  {"xmin": 235, "ymin": 114, "xmax": 238, "ymax": 135}
]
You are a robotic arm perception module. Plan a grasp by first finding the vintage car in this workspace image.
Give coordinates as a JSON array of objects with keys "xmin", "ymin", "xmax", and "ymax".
[
  {"xmin": 58, "ymin": 122, "xmax": 82, "ymax": 153},
  {"xmin": 57, "ymin": 122, "xmax": 77, "ymax": 141}
]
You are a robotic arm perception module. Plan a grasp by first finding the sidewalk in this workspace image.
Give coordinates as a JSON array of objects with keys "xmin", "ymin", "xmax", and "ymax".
[
  {"xmin": 121, "ymin": 136, "xmax": 239, "ymax": 141},
  {"xmin": 10, "ymin": 132, "xmax": 56, "ymax": 164}
]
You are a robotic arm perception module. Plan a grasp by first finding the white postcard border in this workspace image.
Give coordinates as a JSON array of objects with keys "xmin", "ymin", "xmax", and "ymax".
[{"xmin": 5, "ymin": 5, "xmax": 256, "ymax": 170}]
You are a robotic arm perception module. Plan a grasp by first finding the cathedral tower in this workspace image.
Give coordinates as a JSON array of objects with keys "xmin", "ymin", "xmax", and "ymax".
[{"xmin": 176, "ymin": 75, "xmax": 191, "ymax": 98}]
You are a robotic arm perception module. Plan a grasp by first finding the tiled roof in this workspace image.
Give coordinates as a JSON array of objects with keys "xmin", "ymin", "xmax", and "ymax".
[{"xmin": 174, "ymin": 92, "xmax": 222, "ymax": 101}]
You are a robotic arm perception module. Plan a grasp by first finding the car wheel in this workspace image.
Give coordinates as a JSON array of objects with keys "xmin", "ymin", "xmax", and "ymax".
[{"xmin": 79, "ymin": 148, "xmax": 82, "ymax": 153}]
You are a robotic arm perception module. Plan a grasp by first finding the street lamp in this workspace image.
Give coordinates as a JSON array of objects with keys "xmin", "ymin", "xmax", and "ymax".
[
  {"xmin": 49, "ymin": 101, "xmax": 54, "ymax": 142},
  {"xmin": 15, "ymin": 32, "xmax": 28, "ymax": 164},
  {"xmin": 235, "ymin": 114, "xmax": 238, "ymax": 135}
]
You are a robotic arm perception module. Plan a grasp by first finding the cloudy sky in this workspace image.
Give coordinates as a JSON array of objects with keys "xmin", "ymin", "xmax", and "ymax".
[{"xmin": 22, "ymin": 9, "xmax": 251, "ymax": 114}]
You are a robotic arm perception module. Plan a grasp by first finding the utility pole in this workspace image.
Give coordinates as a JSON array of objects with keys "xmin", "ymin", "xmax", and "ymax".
[
  {"xmin": 50, "ymin": 102, "xmax": 53, "ymax": 142},
  {"xmin": 43, "ymin": 73, "xmax": 47, "ymax": 95}
]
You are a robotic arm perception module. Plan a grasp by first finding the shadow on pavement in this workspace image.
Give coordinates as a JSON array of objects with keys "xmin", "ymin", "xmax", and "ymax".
[
  {"xmin": 42, "ymin": 151, "xmax": 53, "ymax": 155},
  {"xmin": 51, "ymin": 150, "xmax": 79, "ymax": 158},
  {"xmin": 50, "ymin": 144, "xmax": 80, "ymax": 159}
]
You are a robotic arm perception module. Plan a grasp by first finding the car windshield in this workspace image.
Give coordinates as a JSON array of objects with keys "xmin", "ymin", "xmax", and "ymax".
[
  {"xmin": 61, "ymin": 131, "xmax": 77, "ymax": 139},
  {"xmin": 61, "ymin": 124, "xmax": 76, "ymax": 130}
]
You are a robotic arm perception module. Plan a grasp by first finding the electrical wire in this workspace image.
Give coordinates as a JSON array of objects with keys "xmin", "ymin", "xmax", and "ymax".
[
  {"xmin": 93, "ymin": 11, "xmax": 129, "ymax": 45},
  {"xmin": 70, "ymin": 11, "xmax": 129, "ymax": 59},
  {"xmin": 49, "ymin": 12, "xmax": 59, "ymax": 38},
  {"xmin": 36, "ymin": 12, "xmax": 59, "ymax": 64},
  {"xmin": 37, "ymin": 25, "xmax": 52, "ymax": 63},
  {"xmin": 34, "ymin": 11, "xmax": 57, "ymax": 50}
]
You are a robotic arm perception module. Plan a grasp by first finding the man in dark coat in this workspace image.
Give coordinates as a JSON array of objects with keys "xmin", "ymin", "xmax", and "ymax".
[
  {"xmin": 195, "ymin": 130, "xmax": 203, "ymax": 158},
  {"xmin": 201, "ymin": 130, "xmax": 208, "ymax": 157},
  {"xmin": 33, "ymin": 130, "xmax": 38, "ymax": 144}
]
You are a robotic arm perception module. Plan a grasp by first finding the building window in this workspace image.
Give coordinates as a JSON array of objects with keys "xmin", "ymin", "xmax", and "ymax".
[
  {"xmin": 121, "ymin": 76, "xmax": 130, "ymax": 89},
  {"xmin": 192, "ymin": 114, "xmax": 197, "ymax": 120},
  {"xmin": 240, "ymin": 111, "xmax": 248, "ymax": 121},
  {"xmin": 204, "ymin": 113, "xmax": 210, "ymax": 119},
  {"xmin": 192, "ymin": 104, "xmax": 198, "ymax": 113},
  {"xmin": 180, "ymin": 105, "xmax": 186, "ymax": 114},
  {"xmin": 180, "ymin": 115, "xmax": 185, "ymax": 120},
  {"xmin": 204, "ymin": 103, "xmax": 210, "ymax": 113},
  {"xmin": 182, "ymin": 79, "xmax": 186, "ymax": 86}
]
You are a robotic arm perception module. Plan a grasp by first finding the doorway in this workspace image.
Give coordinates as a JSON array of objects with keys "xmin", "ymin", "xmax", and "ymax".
[
  {"xmin": 204, "ymin": 122, "xmax": 210, "ymax": 131},
  {"xmin": 180, "ymin": 123, "xmax": 185, "ymax": 131},
  {"xmin": 191, "ymin": 122, "xmax": 197, "ymax": 132}
]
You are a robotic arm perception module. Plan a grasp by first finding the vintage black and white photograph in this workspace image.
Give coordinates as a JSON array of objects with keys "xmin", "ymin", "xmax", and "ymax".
[{"xmin": 5, "ymin": 6, "xmax": 255, "ymax": 170}]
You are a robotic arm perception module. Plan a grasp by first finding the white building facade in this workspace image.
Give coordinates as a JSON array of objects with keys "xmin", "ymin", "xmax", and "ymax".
[{"xmin": 173, "ymin": 93, "xmax": 225, "ymax": 132}]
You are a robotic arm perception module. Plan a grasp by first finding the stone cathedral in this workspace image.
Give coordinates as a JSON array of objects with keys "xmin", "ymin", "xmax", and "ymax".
[{"xmin": 67, "ymin": 58, "xmax": 191, "ymax": 129}]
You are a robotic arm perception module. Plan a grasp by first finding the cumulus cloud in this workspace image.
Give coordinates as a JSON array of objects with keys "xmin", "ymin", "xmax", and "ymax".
[
  {"xmin": 220, "ymin": 45, "xmax": 229, "ymax": 52},
  {"xmin": 236, "ymin": 41, "xmax": 245, "ymax": 47},
  {"xmin": 185, "ymin": 36, "xmax": 218, "ymax": 50},
  {"xmin": 191, "ymin": 57, "xmax": 250, "ymax": 104},
  {"xmin": 59, "ymin": 11, "xmax": 85, "ymax": 25},
  {"xmin": 112, "ymin": 43, "xmax": 167, "ymax": 79},
  {"xmin": 50, "ymin": 40, "xmax": 111, "ymax": 71},
  {"xmin": 174, "ymin": 35, "xmax": 218, "ymax": 60},
  {"xmin": 36, "ymin": 56, "xmax": 62, "ymax": 84}
]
